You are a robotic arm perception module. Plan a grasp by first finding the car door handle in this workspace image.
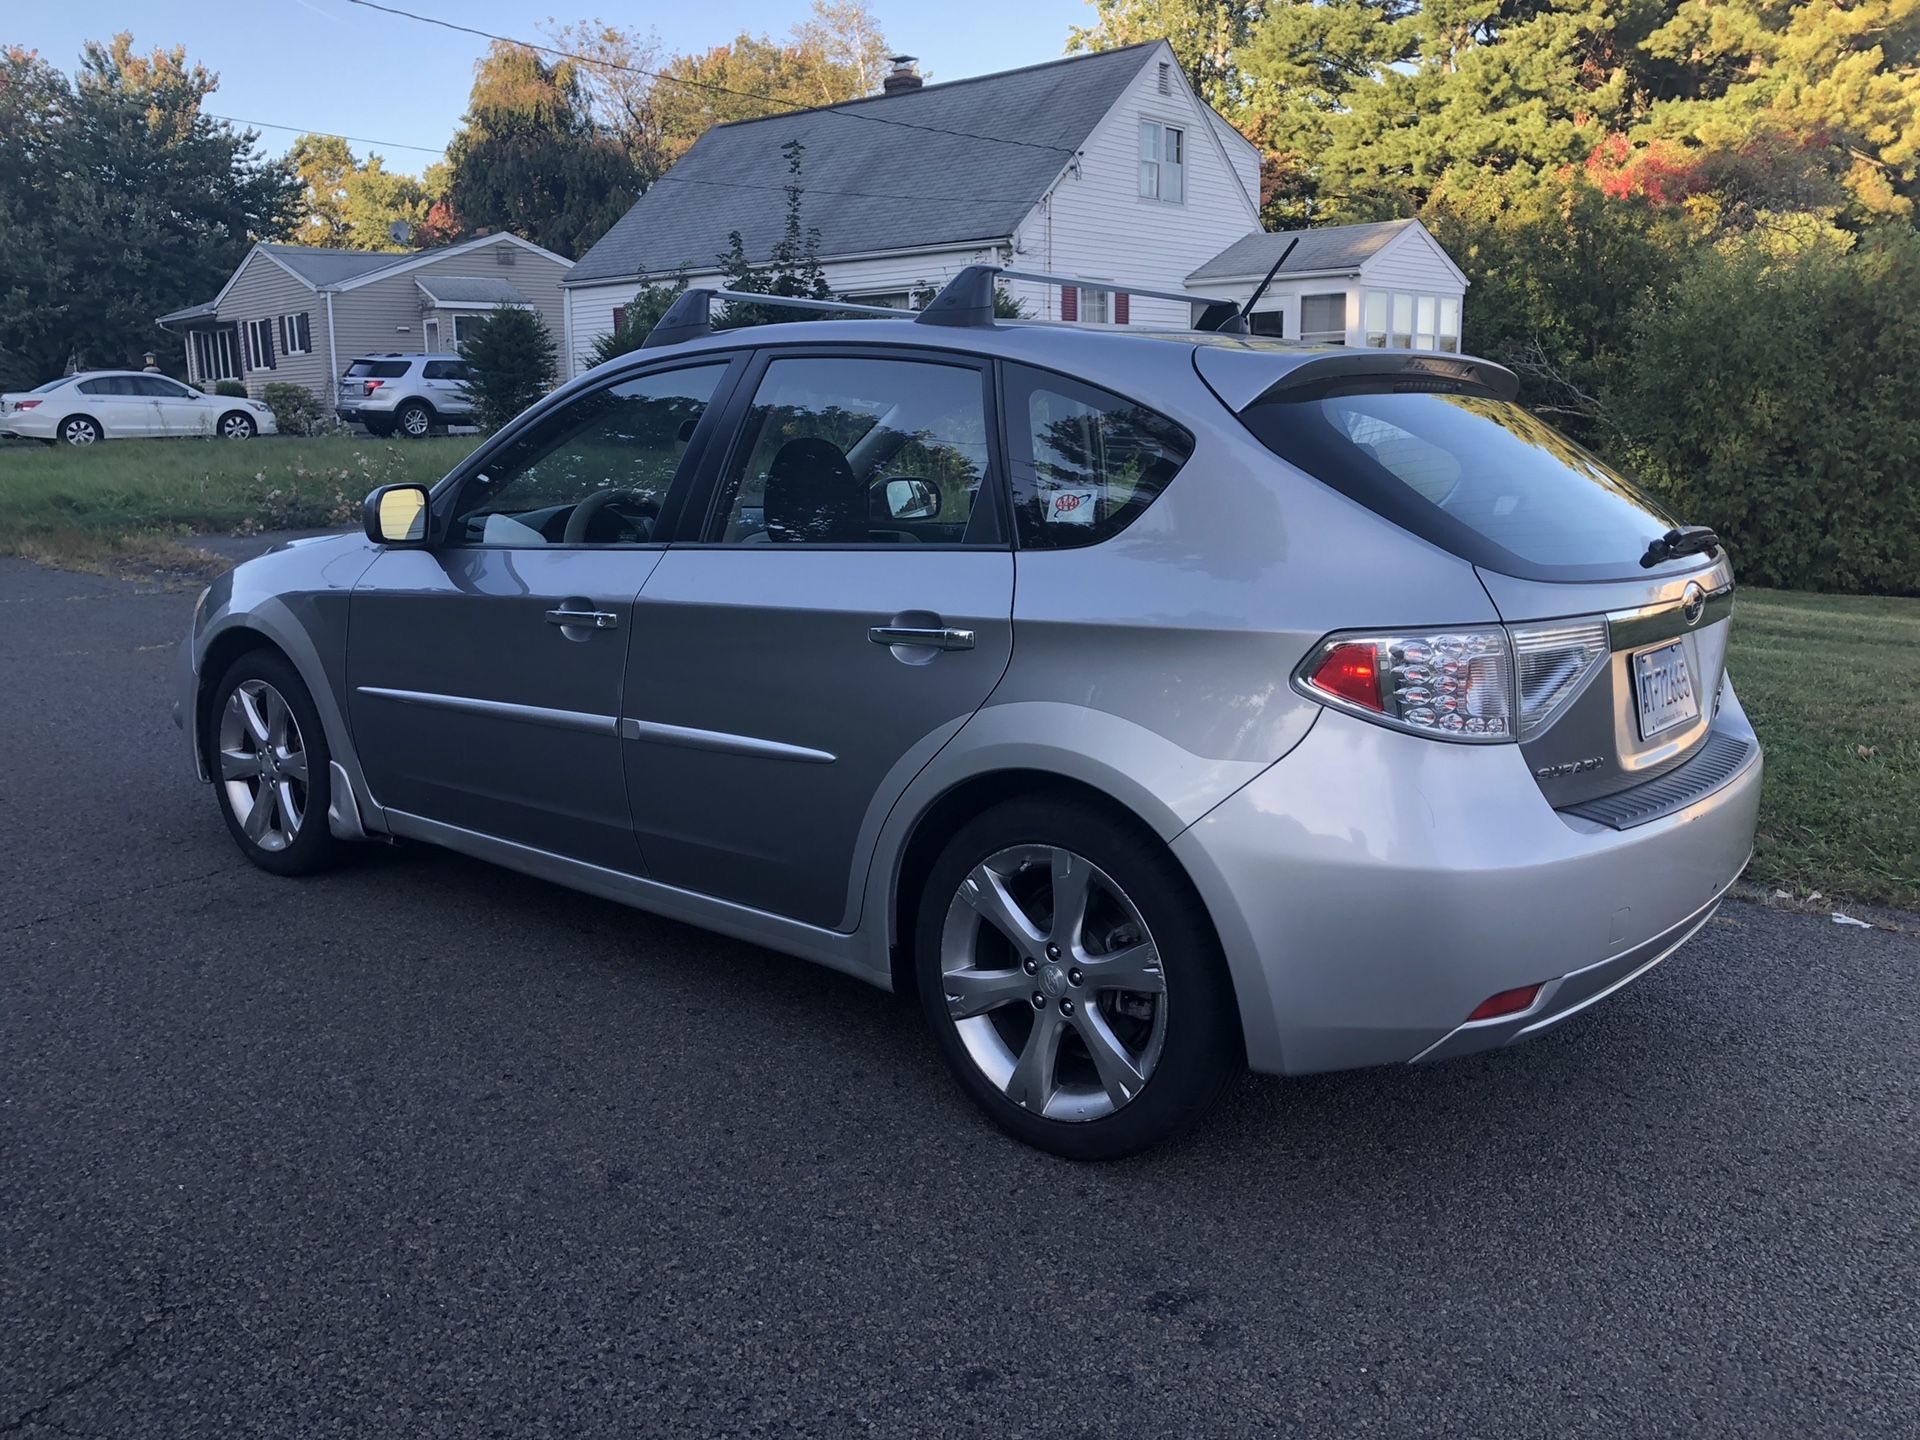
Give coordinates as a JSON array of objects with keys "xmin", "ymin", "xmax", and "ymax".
[
  {"xmin": 545, "ymin": 607, "xmax": 619, "ymax": 630},
  {"xmin": 868, "ymin": 625, "xmax": 974, "ymax": 651}
]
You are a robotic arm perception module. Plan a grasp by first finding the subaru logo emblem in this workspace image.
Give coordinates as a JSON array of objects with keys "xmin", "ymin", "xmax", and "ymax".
[{"xmin": 1681, "ymin": 582, "xmax": 1706, "ymax": 627}]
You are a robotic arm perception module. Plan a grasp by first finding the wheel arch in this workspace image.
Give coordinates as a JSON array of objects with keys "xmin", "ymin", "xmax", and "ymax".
[
  {"xmin": 194, "ymin": 627, "xmax": 295, "ymax": 774},
  {"xmin": 884, "ymin": 768, "xmax": 1233, "ymax": 1019},
  {"xmin": 216, "ymin": 408, "xmax": 255, "ymax": 436}
]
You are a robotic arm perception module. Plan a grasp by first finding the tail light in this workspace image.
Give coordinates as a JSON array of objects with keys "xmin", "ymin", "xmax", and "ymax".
[
  {"xmin": 1297, "ymin": 620, "xmax": 1611, "ymax": 744},
  {"xmin": 15, "ymin": 399, "xmax": 40, "ymax": 410},
  {"xmin": 363, "ymin": 380, "xmax": 384, "ymax": 395}
]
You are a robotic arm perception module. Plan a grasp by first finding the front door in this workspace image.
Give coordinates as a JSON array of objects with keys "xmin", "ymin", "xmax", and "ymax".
[
  {"xmin": 623, "ymin": 349, "xmax": 1014, "ymax": 928},
  {"xmin": 347, "ymin": 359, "xmax": 739, "ymax": 870},
  {"xmin": 142, "ymin": 375, "xmax": 213, "ymax": 435}
]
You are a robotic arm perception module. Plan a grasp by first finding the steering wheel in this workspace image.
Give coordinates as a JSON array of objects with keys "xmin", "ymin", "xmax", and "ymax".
[{"xmin": 564, "ymin": 489, "xmax": 655, "ymax": 544}]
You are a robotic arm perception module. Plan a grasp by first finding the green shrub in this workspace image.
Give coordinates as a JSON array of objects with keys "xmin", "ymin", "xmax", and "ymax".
[
  {"xmin": 261, "ymin": 382, "xmax": 326, "ymax": 436},
  {"xmin": 1612, "ymin": 226, "xmax": 1920, "ymax": 596},
  {"xmin": 213, "ymin": 379, "xmax": 247, "ymax": 398},
  {"xmin": 461, "ymin": 304, "xmax": 557, "ymax": 431}
]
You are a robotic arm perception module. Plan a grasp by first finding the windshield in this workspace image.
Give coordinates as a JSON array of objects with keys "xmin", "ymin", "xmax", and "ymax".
[{"xmin": 1240, "ymin": 386, "xmax": 1697, "ymax": 580}]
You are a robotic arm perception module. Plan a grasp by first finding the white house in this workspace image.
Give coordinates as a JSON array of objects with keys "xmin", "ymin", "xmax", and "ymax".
[
  {"xmin": 563, "ymin": 43, "xmax": 1276, "ymax": 375},
  {"xmin": 1185, "ymin": 218, "xmax": 1469, "ymax": 350}
]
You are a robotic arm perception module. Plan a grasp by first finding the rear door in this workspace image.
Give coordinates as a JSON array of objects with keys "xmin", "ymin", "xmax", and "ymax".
[
  {"xmin": 621, "ymin": 347, "xmax": 1014, "ymax": 929},
  {"xmin": 422, "ymin": 359, "xmax": 474, "ymax": 419},
  {"xmin": 75, "ymin": 377, "xmax": 157, "ymax": 436},
  {"xmin": 347, "ymin": 357, "xmax": 742, "ymax": 869}
]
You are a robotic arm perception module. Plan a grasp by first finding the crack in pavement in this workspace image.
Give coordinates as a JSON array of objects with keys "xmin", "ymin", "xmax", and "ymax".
[
  {"xmin": 1, "ymin": 1279, "xmax": 186, "ymax": 1435},
  {"xmin": 1, "ymin": 865, "xmax": 245, "ymax": 935}
]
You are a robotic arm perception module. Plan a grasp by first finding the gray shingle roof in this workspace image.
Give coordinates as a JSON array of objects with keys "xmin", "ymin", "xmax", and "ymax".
[
  {"xmin": 415, "ymin": 276, "xmax": 531, "ymax": 305},
  {"xmin": 1186, "ymin": 220, "xmax": 1418, "ymax": 283},
  {"xmin": 259, "ymin": 244, "xmax": 415, "ymax": 287},
  {"xmin": 566, "ymin": 44, "xmax": 1160, "ymax": 287}
]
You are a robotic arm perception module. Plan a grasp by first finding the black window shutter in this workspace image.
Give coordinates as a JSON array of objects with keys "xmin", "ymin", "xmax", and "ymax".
[
  {"xmin": 263, "ymin": 321, "xmax": 276, "ymax": 370},
  {"xmin": 299, "ymin": 313, "xmax": 311, "ymax": 352}
]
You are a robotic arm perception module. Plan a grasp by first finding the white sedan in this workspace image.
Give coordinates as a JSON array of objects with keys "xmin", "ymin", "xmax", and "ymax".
[{"xmin": 0, "ymin": 371, "xmax": 278, "ymax": 444}]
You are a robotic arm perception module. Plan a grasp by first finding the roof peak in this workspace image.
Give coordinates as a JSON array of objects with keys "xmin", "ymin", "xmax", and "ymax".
[{"xmin": 707, "ymin": 41, "xmax": 1161, "ymax": 135}]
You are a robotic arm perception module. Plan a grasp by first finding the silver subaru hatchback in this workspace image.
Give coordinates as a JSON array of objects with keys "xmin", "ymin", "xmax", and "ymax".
[{"xmin": 175, "ymin": 281, "xmax": 1761, "ymax": 1158}]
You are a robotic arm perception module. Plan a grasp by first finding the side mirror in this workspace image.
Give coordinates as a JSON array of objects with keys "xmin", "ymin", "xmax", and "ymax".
[
  {"xmin": 877, "ymin": 476, "xmax": 940, "ymax": 522},
  {"xmin": 363, "ymin": 483, "xmax": 430, "ymax": 546}
]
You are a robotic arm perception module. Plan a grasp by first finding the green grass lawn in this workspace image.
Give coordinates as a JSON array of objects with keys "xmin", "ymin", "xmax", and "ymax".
[
  {"xmin": 0, "ymin": 437, "xmax": 1912, "ymax": 909},
  {"xmin": 0, "ymin": 434, "xmax": 478, "ymax": 546},
  {"xmin": 1731, "ymin": 589, "xmax": 1920, "ymax": 910}
]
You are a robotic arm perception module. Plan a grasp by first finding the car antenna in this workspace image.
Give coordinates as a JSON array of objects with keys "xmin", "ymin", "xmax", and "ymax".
[{"xmin": 1238, "ymin": 237, "xmax": 1300, "ymax": 329}]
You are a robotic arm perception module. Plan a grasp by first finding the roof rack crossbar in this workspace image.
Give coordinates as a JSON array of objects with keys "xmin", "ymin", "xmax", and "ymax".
[
  {"xmin": 642, "ymin": 288, "xmax": 914, "ymax": 349},
  {"xmin": 914, "ymin": 265, "xmax": 1247, "ymax": 333}
]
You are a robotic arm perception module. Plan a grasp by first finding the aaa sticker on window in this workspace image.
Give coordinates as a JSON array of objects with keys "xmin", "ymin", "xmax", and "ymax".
[{"xmin": 1045, "ymin": 487, "xmax": 1098, "ymax": 525}]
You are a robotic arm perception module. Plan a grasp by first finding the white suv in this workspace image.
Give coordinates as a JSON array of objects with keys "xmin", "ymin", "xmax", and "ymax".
[{"xmin": 335, "ymin": 354, "xmax": 473, "ymax": 438}]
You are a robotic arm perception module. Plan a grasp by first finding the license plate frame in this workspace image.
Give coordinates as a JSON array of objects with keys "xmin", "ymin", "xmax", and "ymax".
[{"xmin": 1632, "ymin": 640, "xmax": 1699, "ymax": 740}]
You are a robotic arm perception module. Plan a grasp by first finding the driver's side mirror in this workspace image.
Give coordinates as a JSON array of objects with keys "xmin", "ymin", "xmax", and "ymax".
[
  {"xmin": 877, "ymin": 476, "xmax": 940, "ymax": 522},
  {"xmin": 363, "ymin": 483, "xmax": 430, "ymax": 546}
]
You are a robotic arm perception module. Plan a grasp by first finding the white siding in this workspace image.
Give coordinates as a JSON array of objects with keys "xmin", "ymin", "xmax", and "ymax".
[
  {"xmin": 1014, "ymin": 44, "xmax": 1261, "ymax": 327},
  {"xmin": 213, "ymin": 251, "xmax": 326, "ymax": 400},
  {"xmin": 1360, "ymin": 224, "xmax": 1466, "ymax": 295}
]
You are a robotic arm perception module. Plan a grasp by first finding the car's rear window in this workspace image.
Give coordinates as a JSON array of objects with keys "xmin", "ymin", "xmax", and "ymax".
[
  {"xmin": 1240, "ymin": 385, "xmax": 1695, "ymax": 580},
  {"xmin": 345, "ymin": 360, "xmax": 410, "ymax": 379}
]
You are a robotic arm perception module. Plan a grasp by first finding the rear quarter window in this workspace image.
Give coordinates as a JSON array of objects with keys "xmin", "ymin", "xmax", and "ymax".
[
  {"xmin": 1240, "ymin": 386, "xmax": 1696, "ymax": 580},
  {"xmin": 1004, "ymin": 364, "xmax": 1193, "ymax": 549}
]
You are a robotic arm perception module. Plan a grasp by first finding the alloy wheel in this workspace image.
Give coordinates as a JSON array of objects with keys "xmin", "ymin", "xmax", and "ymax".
[
  {"xmin": 62, "ymin": 418, "xmax": 98, "ymax": 445},
  {"xmin": 221, "ymin": 414, "xmax": 254, "ymax": 439},
  {"xmin": 401, "ymin": 407, "xmax": 429, "ymax": 437},
  {"xmin": 939, "ymin": 844, "xmax": 1168, "ymax": 1122},
  {"xmin": 216, "ymin": 679, "xmax": 309, "ymax": 852}
]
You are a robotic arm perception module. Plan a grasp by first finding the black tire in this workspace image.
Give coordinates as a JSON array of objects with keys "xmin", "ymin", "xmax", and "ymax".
[
  {"xmin": 394, "ymin": 401, "xmax": 433, "ymax": 439},
  {"xmin": 217, "ymin": 410, "xmax": 256, "ymax": 440},
  {"xmin": 203, "ymin": 650, "xmax": 348, "ymax": 877},
  {"xmin": 915, "ymin": 795, "xmax": 1242, "ymax": 1160},
  {"xmin": 59, "ymin": 414, "xmax": 102, "ymax": 445}
]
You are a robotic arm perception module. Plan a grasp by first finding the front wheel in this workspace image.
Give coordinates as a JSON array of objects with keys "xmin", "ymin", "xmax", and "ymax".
[
  {"xmin": 915, "ymin": 796, "xmax": 1242, "ymax": 1160},
  {"xmin": 218, "ymin": 411, "xmax": 256, "ymax": 440},
  {"xmin": 204, "ymin": 652, "xmax": 346, "ymax": 876}
]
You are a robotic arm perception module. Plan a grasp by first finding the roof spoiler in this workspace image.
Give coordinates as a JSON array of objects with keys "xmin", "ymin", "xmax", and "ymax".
[{"xmin": 1195, "ymin": 346, "xmax": 1520, "ymax": 411}]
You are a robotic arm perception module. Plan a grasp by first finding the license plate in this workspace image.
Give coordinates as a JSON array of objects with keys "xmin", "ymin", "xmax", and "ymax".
[{"xmin": 1633, "ymin": 641, "xmax": 1699, "ymax": 739}]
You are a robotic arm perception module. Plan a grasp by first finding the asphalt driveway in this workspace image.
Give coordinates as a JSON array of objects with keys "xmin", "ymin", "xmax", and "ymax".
[{"xmin": 2, "ymin": 552, "xmax": 1915, "ymax": 1437}]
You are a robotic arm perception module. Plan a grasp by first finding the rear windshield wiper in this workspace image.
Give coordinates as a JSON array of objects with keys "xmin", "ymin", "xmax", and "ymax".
[{"xmin": 1640, "ymin": 525, "xmax": 1721, "ymax": 569}]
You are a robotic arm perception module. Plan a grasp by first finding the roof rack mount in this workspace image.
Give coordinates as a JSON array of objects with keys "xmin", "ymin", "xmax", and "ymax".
[{"xmin": 640, "ymin": 264, "xmax": 1249, "ymax": 348}]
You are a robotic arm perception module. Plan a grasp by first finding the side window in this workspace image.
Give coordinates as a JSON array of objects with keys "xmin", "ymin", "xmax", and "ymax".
[
  {"xmin": 448, "ymin": 364, "xmax": 727, "ymax": 546},
  {"xmin": 1004, "ymin": 365, "xmax": 1194, "ymax": 549},
  {"xmin": 135, "ymin": 376, "xmax": 191, "ymax": 398},
  {"xmin": 422, "ymin": 360, "xmax": 470, "ymax": 381},
  {"xmin": 707, "ymin": 354, "xmax": 998, "ymax": 546}
]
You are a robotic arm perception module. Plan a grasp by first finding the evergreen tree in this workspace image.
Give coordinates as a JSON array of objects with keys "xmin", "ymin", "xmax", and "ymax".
[{"xmin": 461, "ymin": 303, "xmax": 558, "ymax": 431}]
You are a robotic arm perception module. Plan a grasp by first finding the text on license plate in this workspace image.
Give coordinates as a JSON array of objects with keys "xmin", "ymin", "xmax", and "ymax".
[{"xmin": 1633, "ymin": 641, "xmax": 1699, "ymax": 739}]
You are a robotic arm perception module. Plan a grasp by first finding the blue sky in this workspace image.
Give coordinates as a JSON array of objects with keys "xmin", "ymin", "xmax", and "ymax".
[{"xmin": 15, "ymin": 0, "xmax": 1096, "ymax": 176}]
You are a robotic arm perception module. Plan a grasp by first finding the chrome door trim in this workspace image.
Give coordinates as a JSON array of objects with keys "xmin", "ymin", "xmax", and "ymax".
[
  {"xmin": 619, "ymin": 716, "xmax": 836, "ymax": 765},
  {"xmin": 545, "ymin": 607, "xmax": 620, "ymax": 629},
  {"xmin": 355, "ymin": 685, "xmax": 618, "ymax": 735},
  {"xmin": 867, "ymin": 625, "xmax": 975, "ymax": 651}
]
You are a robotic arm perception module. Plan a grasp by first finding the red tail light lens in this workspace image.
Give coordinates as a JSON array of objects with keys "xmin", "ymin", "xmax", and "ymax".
[
  {"xmin": 364, "ymin": 380, "xmax": 383, "ymax": 395},
  {"xmin": 15, "ymin": 399, "xmax": 40, "ymax": 410},
  {"xmin": 1307, "ymin": 643, "xmax": 1383, "ymax": 712},
  {"xmin": 1468, "ymin": 984, "xmax": 1542, "ymax": 1021}
]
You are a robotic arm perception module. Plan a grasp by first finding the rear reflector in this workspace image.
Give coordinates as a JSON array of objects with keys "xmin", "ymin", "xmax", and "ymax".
[
  {"xmin": 1468, "ymin": 984, "xmax": 1542, "ymax": 1022},
  {"xmin": 1307, "ymin": 642, "xmax": 1382, "ymax": 712}
]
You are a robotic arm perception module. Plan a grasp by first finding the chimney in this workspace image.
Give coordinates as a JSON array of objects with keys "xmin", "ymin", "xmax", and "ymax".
[{"xmin": 882, "ymin": 55, "xmax": 923, "ymax": 96}]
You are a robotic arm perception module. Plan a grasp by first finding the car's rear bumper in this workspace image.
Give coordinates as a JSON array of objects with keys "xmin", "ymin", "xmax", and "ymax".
[
  {"xmin": 2, "ymin": 413, "xmax": 55, "ymax": 439},
  {"xmin": 1172, "ymin": 680, "xmax": 1763, "ymax": 1076}
]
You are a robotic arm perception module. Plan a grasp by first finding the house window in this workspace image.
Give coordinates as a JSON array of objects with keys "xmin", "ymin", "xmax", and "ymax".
[
  {"xmin": 1300, "ymin": 293, "xmax": 1347, "ymax": 345},
  {"xmin": 277, "ymin": 312, "xmax": 311, "ymax": 356},
  {"xmin": 1362, "ymin": 291, "xmax": 1464, "ymax": 352},
  {"xmin": 244, "ymin": 317, "xmax": 276, "ymax": 371},
  {"xmin": 1139, "ymin": 120, "xmax": 1184, "ymax": 203},
  {"xmin": 192, "ymin": 329, "xmax": 238, "ymax": 382},
  {"xmin": 844, "ymin": 291, "xmax": 914, "ymax": 311},
  {"xmin": 453, "ymin": 313, "xmax": 483, "ymax": 350},
  {"xmin": 1249, "ymin": 311, "xmax": 1284, "ymax": 338},
  {"xmin": 1079, "ymin": 288, "xmax": 1112, "ymax": 324}
]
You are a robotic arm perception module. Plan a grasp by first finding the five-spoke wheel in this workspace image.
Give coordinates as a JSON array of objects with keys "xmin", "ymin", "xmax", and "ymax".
[
  {"xmin": 917, "ymin": 797, "xmax": 1241, "ymax": 1159},
  {"xmin": 205, "ymin": 653, "xmax": 344, "ymax": 875}
]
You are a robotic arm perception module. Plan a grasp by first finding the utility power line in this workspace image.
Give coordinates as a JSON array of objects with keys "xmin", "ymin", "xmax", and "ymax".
[
  {"xmin": 344, "ymin": 0, "xmax": 1080, "ymax": 158},
  {"xmin": 208, "ymin": 114, "xmax": 445, "ymax": 155}
]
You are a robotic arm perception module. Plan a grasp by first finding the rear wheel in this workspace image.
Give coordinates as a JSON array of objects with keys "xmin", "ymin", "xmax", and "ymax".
[
  {"xmin": 916, "ymin": 796, "xmax": 1241, "ymax": 1159},
  {"xmin": 395, "ymin": 401, "xmax": 432, "ymax": 439},
  {"xmin": 59, "ymin": 414, "xmax": 101, "ymax": 445},
  {"xmin": 204, "ymin": 652, "xmax": 346, "ymax": 876}
]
